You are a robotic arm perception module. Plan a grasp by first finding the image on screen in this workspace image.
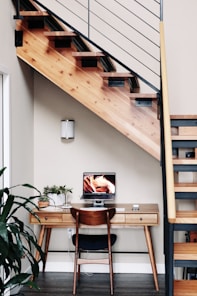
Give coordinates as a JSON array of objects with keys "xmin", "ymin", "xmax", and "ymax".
[{"xmin": 82, "ymin": 172, "xmax": 116, "ymax": 201}]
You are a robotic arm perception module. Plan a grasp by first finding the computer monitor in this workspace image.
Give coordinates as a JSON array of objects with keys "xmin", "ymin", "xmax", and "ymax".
[{"xmin": 82, "ymin": 172, "xmax": 116, "ymax": 206}]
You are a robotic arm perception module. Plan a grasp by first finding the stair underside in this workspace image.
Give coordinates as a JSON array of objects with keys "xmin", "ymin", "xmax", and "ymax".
[{"xmin": 15, "ymin": 21, "xmax": 160, "ymax": 159}]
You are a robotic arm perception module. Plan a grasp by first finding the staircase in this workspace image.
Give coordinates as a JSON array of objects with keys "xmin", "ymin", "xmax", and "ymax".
[
  {"xmin": 160, "ymin": 21, "xmax": 197, "ymax": 294},
  {"xmin": 12, "ymin": 1, "xmax": 197, "ymax": 295},
  {"xmin": 12, "ymin": 0, "xmax": 160, "ymax": 160},
  {"xmin": 163, "ymin": 115, "xmax": 197, "ymax": 296}
]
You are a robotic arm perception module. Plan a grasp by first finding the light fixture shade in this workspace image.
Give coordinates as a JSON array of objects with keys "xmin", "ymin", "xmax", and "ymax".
[{"xmin": 61, "ymin": 120, "xmax": 75, "ymax": 139}]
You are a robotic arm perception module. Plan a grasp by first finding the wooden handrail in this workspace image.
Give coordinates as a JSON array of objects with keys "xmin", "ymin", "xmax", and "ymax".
[{"xmin": 160, "ymin": 22, "xmax": 176, "ymax": 223}]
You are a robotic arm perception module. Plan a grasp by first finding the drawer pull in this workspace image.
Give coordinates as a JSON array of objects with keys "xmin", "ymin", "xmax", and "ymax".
[
  {"xmin": 44, "ymin": 217, "xmax": 48, "ymax": 221},
  {"xmin": 140, "ymin": 217, "xmax": 143, "ymax": 221}
]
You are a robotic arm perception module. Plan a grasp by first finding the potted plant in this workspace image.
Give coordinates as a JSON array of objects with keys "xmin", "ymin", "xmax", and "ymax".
[
  {"xmin": 38, "ymin": 195, "xmax": 50, "ymax": 208},
  {"xmin": 43, "ymin": 185, "xmax": 72, "ymax": 207},
  {"xmin": 0, "ymin": 167, "xmax": 45, "ymax": 295}
]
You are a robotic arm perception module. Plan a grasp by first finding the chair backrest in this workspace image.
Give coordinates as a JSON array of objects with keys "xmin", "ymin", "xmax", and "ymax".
[{"xmin": 71, "ymin": 207, "xmax": 116, "ymax": 226}]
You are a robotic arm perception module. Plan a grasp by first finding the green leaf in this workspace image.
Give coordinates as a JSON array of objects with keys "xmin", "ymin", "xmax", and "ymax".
[
  {"xmin": 0, "ymin": 222, "xmax": 9, "ymax": 244},
  {"xmin": 7, "ymin": 195, "xmax": 39, "ymax": 218},
  {"xmin": 21, "ymin": 183, "xmax": 41, "ymax": 196},
  {"xmin": 3, "ymin": 273, "xmax": 31, "ymax": 289},
  {"xmin": 0, "ymin": 167, "xmax": 6, "ymax": 177},
  {"xmin": 0, "ymin": 195, "xmax": 14, "ymax": 222}
]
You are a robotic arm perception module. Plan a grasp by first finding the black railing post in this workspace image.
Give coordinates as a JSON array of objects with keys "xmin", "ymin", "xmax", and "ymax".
[
  {"xmin": 13, "ymin": 0, "xmax": 23, "ymax": 19},
  {"xmin": 160, "ymin": 0, "xmax": 163, "ymax": 21},
  {"xmin": 88, "ymin": 0, "xmax": 90, "ymax": 38}
]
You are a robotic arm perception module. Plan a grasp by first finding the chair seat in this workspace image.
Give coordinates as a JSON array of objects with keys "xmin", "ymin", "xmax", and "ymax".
[{"xmin": 72, "ymin": 234, "xmax": 117, "ymax": 250}]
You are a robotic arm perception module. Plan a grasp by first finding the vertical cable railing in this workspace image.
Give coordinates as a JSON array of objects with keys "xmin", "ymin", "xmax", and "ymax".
[{"xmin": 34, "ymin": 0, "xmax": 161, "ymax": 90}]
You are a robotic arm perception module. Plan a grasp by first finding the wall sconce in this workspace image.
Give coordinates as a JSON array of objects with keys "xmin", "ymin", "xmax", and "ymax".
[{"xmin": 61, "ymin": 120, "xmax": 75, "ymax": 139}]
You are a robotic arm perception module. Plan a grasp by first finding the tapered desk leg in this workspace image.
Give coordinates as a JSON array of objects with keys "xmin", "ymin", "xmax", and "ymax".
[
  {"xmin": 43, "ymin": 227, "xmax": 52, "ymax": 271},
  {"xmin": 35, "ymin": 225, "xmax": 46, "ymax": 262},
  {"xmin": 144, "ymin": 225, "xmax": 159, "ymax": 291}
]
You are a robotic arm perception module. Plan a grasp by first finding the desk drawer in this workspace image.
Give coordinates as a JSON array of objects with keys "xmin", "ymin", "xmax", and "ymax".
[
  {"xmin": 126, "ymin": 214, "xmax": 158, "ymax": 225},
  {"xmin": 30, "ymin": 213, "xmax": 75, "ymax": 225},
  {"xmin": 111, "ymin": 214, "xmax": 125, "ymax": 224},
  {"xmin": 62, "ymin": 214, "xmax": 75, "ymax": 224},
  {"xmin": 31, "ymin": 213, "xmax": 64, "ymax": 224}
]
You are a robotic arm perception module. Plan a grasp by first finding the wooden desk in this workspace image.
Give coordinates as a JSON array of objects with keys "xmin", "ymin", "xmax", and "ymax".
[{"xmin": 30, "ymin": 203, "xmax": 159, "ymax": 291}]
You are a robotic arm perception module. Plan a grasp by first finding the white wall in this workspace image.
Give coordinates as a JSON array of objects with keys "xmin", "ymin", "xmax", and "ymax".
[
  {"xmin": 0, "ymin": 0, "xmax": 34, "ymax": 274},
  {"xmin": 0, "ymin": 0, "xmax": 34, "ymax": 185},
  {"xmin": 164, "ymin": 0, "xmax": 197, "ymax": 114},
  {"xmin": 34, "ymin": 72, "xmax": 164, "ymax": 273}
]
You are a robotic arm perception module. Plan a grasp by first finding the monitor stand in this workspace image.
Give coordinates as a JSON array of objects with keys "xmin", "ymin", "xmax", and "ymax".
[{"xmin": 93, "ymin": 200, "xmax": 105, "ymax": 207}]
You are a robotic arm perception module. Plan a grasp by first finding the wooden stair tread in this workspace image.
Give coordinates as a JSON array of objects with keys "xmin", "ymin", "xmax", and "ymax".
[
  {"xmin": 175, "ymin": 211, "xmax": 197, "ymax": 224},
  {"xmin": 173, "ymin": 158, "xmax": 197, "ymax": 164},
  {"xmin": 44, "ymin": 31, "xmax": 77, "ymax": 38},
  {"xmin": 172, "ymin": 135, "xmax": 197, "ymax": 140},
  {"xmin": 19, "ymin": 11, "xmax": 49, "ymax": 17},
  {"xmin": 176, "ymin": 211, "xmax": 197, "ymax": 218},
  {"xmin": 100, "ymin": 72, "xmax": 133, "ymax": 78},
  {"xmin": 178, "ymin": 126, "xmax": 197, "ymax": 136},
  {"xmin": 174, "ymin": 242, "xmax": 197, "ymax": 260},
  {"xmin": 174, "ymin": 280, "xmax": 197, "ymax": 295},
  {"xmin": 129, "ymin": 93, "xmax": 157, "ymax": 99},
  {"xmin": 174, "ymin": 183, "xmax": 197, "ymax": 192},
  {"xmin": 72, "ymin": 52, "xmax": 105, "ymax": 59},
  {"xmin": 171, "ymin": 115, "xmax": 197, "ymax": 120}
]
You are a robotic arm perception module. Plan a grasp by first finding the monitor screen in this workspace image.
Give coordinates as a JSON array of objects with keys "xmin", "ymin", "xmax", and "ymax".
[{"xmin": 82, "ymin": 172, "xmax": 116, "ymax": 202}]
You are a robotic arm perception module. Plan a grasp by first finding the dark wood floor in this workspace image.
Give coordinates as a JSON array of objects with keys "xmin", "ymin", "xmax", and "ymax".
[{"xmin": 18, "ymin": 272, "xmax": 165, "ymax": 295}]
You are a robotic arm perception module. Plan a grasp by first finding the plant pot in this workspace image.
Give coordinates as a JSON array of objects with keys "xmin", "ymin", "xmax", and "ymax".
[
  {"xmin": 38, "ymin": 201, "xmax": 49, "ymax": 208},
  {"xmin": 48, "ymin": 193, "xmax": 65, "ymax": 206}
]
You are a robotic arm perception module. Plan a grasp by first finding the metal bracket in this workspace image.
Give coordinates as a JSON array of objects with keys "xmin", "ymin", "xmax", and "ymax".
[
  {"xmin": 13, "ymin": 0, "xmax": 23, "ymax": 20},
  {"xmin": 81, "ymin": 58, "xmax": 98, "ymax": 67},
  {"xmin": 108, "ymin": 78, "xmax": 124, "ymax": 87},
  {"xmin": 135, "ymin": 98, "xmax": 152, "ymax": 107},
  {"xmin": 15, "ymin": 30, "xmax": 23, "ymax": 47}
]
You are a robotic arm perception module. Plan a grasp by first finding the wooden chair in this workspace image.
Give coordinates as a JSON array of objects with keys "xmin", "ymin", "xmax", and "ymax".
[{"xmin": 70, "ymin": 207, "xmax": 117, "ymax": 295}]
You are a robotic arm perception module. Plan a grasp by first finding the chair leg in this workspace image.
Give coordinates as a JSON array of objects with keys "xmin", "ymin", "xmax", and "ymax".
[
  {"xmin": 77, "ymin": 250, "xmax": 81, "ymax": 281},
  {"xmin": 73, "ymin": 252, "xmax": 78, "ymax": 295},
  {"xmin": 109, "ymin": 252, "xmax": 114, "ymax": 295}
]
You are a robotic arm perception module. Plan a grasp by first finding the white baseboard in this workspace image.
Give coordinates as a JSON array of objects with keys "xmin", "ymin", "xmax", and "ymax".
[{"xmin": 42, "ymin": 261, "xmax": 165, "ymax": 274}]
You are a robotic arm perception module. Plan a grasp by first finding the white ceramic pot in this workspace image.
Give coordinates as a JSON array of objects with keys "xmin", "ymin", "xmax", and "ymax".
[{"xmin": 48, "ymin": 193, "xmax": 65, "ymax": 206}]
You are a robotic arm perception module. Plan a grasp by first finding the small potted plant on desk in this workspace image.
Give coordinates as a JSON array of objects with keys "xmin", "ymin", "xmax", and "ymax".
[
  {"xmin": 38, "ymin": 195, "xmax": 50, "ymax": 209},
  {"xmin": 43, "ymin": 185, "xmax": 72, "ymax": 208}
]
